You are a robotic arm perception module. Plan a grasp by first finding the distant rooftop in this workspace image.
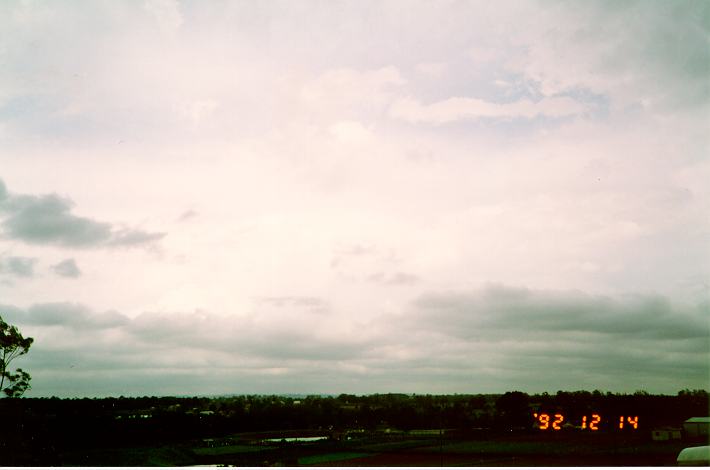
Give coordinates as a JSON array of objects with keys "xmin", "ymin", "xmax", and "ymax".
[{"xmin": 685, "ymin": 417, "xmax": 710, "ymax": 423}]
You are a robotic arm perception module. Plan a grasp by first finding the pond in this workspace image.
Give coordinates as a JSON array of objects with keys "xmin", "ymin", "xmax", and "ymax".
[{"xmin": 263, "ymin": 436, "xmax": 328, "ymax": 443}]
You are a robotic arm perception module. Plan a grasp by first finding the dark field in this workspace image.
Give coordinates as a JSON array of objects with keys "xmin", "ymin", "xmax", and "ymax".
[
  {"xmin": 1, "ymin": 390, "xmax": 707, "ymax": 466},
  {"xmin": 58, "ymin": 431, "xmax": 690, "ymax": 466}
]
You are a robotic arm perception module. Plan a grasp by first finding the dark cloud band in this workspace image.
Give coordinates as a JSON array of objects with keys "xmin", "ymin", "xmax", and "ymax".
[
  {"xmin": 1, "ymin": 284, "xmax": 708, "ymax": 397},
  {"xmin": 0, "ymin": 179, "xmax": 165, "ymax": 248}
]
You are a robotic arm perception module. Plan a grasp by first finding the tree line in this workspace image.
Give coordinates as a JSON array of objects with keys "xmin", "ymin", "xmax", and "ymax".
[{"xmin": 1, "ymin": 389, "xmax": 707, "ymax": 464}]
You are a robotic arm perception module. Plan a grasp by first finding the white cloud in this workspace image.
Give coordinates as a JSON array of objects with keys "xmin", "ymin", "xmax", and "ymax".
[
  {"xmin": 179, "ymin": 99, "xmax": 218, "ymax": 127},
  {"xmin": 143, "ymin": 0, "xmax": 183, "ymax": 35},
  {"xmin": 469, "ymin": 45, "xmax": 500, "ymax": 64},
  {"xmin": 299, "ymin": 66, "xmax": 406, "ymax": 122},
  {"xmin": 328, "ymin": 120, "xmax": 372, "ymax": 143},
  {"xmin": 415, "ymin": 62, "xmax": 447, "ymax": 78}
]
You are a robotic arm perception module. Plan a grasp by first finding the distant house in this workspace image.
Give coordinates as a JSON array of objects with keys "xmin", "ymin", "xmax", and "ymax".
[
  {"xmin": 651, "ymin": 427, "xmax": 682, "ymax": 441},
  {"xmin": 114, "ymin": 409, "xmax": 152, "ymax": 420},
  {"xmin": 202, "ymin": 438, "xmax": 216, "ymax": 448},
  {"xmin": 409, "ymin": 429, "xmax": 443, "ymax": 436},
  {"xmin": 683, "ymin": 417, "xmax": 709, "ymax": 439}
]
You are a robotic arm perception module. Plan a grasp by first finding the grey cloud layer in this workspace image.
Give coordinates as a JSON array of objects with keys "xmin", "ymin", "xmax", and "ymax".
[
  {"xmin": 0, "ymin": 255, "xmax": 37, "ymax": 277},
  {"xmin": 2, "ymin": 285, "xmax": 707, "ymax": 397},
  {"xmin": 398, "ymin": 285, "xmax": 709, "ymax": 391},
  {"xmin": 51, "ymin": 258, "xmax": 81, "ymax": 278},
  {"xmin": 1, "ymin": 302, "xmax": 128, "ymax": 330},
  {"xmin": 0, "ymin": 179, "xmax": 164, "ymax": 248},
  {"xmin": 412, "ymin": 285, "xmax": 709, "ymax": 340}
]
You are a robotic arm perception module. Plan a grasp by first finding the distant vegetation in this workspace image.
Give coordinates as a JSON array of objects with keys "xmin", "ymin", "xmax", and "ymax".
[{"xmin": 0, "ymin": 389, "xmax": 707, "ymax": 465}]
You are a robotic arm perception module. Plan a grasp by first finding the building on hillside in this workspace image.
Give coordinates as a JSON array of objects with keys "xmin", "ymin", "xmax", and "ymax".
[{"xmin": 683, "ymin": 417, "xmax": 709, "ymax": 439}]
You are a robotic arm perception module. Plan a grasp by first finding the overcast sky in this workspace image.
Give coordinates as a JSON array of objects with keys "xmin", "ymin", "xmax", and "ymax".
[{"xmin": 0, "ymin": 0, "xmax": 708, "ymax": 397}]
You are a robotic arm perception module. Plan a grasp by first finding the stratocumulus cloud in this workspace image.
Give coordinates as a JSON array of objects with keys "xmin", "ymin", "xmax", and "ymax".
[
  {"xmin": 0, "ymin": 179, "xmax": 165, "ymax": 248},
  {"xmin": 3, "ymin": 286, "xmax": 708, "ymax": 396},
  {"xmin": 0, "ymin": 255, "xmax": 37, "ymax": 278},
  {"xmin": 410, "ymin": 285, "xmax": 710, "ymax": 340},
  {"xmin": 51, "ymin": 258, "xmax": 82, "ymax": 278}
]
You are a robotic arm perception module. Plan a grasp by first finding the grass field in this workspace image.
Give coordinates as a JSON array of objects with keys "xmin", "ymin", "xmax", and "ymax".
[
  {"xmin": 61, "ymin": 445, "xmax": 196, "ymax": 466},
  {"xmin": 297, "ymin": 451, "xmax": 372, "ymax": 465},
  {"xmin": 193, "ymin": 444, "xmax": 277, "ymax": 455},
  {"xmin": 58, "ymin": 431, "xmax": 691, "ymax": 466},
  {"xmin": 324, "ymin": 434, "xmax": 689, "ymax": 467},
  {"xmin": 350, "ymin": 438, "xmax": 440, "ymax": 452}
]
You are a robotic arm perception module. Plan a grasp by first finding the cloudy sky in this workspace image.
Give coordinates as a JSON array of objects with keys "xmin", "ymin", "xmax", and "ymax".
[{"xmin": 0, "ymin": 0, "xmax": 708, "ymax": 397}]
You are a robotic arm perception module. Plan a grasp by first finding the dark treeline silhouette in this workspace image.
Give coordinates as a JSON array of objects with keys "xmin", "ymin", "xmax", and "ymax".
[{"xmin": 0, "ymin": 389, "xmax": 707, "ymax": 465}]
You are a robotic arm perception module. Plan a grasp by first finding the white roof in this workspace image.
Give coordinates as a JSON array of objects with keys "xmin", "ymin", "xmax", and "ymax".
[
  {"xmin": 684, "ymin": 417, "xmax": 710, "ymax": 423},
  {"xmin": 677, "ymin": 446, "xmax": 709, "ymax": 465}
]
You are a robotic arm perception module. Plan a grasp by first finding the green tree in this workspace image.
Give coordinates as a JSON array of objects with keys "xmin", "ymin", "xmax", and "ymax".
[
  {"xmin": 495, "ymin": 391, "xmax": 531, "ymax": 429},
  {"xmin": 0, "ymin": 316, "xmax": 33, "ymax": 397}
]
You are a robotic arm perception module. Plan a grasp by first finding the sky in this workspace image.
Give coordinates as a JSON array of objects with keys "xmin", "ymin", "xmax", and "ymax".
[{"xmin": 0, "ymin": 0, "xmax": 708, "ymax": 397}]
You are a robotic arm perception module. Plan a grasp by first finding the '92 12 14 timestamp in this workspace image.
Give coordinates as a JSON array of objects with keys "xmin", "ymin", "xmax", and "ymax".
[{"xmin": 533, "ymin": 413, "xmax": 639, "ymax": 431}]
